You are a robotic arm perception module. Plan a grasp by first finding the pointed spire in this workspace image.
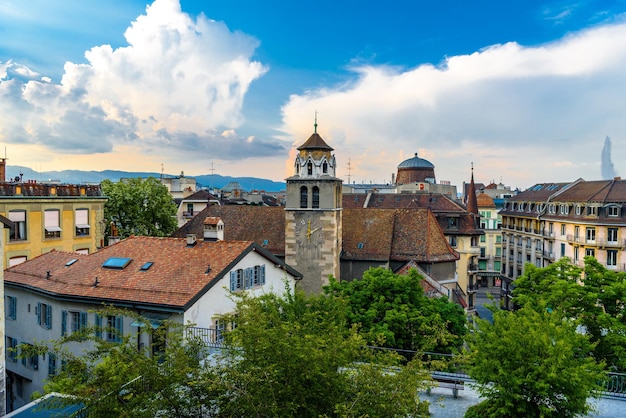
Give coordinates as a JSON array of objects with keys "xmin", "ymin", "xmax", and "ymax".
[
  {"xmin": 467, "ymin": 162, "xmax": 479, "ymax": 215},
  {"xmin": 314, "ymin": 111, "xmax": 318, "ymax": 133}
]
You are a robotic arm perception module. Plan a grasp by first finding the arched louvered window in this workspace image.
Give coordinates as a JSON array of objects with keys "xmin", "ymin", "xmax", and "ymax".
[
  {"xmin": 322, "ymin": 161, "xmax": 328, "ymax": 174},
  {"xmin": 312, "ymin": 186, "xmax": 320, "ymax": 208},
  {"xmin": 307, "ymin": 162, "xmax": 313, "ymax": 176},
  {"xmin": 300, "ymin": 186, "xmax": 308, "ymax": 208}
]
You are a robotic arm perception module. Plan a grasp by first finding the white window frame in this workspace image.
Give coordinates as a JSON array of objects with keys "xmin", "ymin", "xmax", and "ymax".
[
  {"xmin": 44, "ymin": 209, "xmax": 61, "ymax": 239},
  {"xmin": 608, "ymin": 228, "xmax": 619, "ymax": 244},
  {"xmin": 6, "ymin": 295, "xmax": 16, "ymax": 320},
  {"xmin": 8, "ymin": 210, "xmax": 27, "ymax": 241},
  {"xmin": 586, "ymin": 227, "xmax": 596, "ymax": 243},
  {"xmin": 75, "ymin": 208, "xmax": 90, "ymax": 237},
  {"xmin": 608, "ymin": 206, "xmax": 620, "ymax": 217},
  {"xmin": 607, "ymin": 250, "xmax": 618, "ymax": 267}
]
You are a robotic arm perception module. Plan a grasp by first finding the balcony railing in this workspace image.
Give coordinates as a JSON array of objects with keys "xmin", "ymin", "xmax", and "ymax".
[
  {"xmin": 185, "ymin": 326, "xmax": 224, "ymax": 347},
  {"xmin": 543, "ymin": 250, "xmax": 555, "ymax": 260},
  {"xmin": 182, "ymin": 210, "xmax": 196, "ymax": 219}
]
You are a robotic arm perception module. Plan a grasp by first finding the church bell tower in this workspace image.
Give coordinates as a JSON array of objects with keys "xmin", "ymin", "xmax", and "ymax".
[{"xmin": 285, "ymin": 121, "xmax": 342, "ymax": 293}]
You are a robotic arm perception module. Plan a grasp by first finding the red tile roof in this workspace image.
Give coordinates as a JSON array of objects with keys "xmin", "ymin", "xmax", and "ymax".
[{"xmin": 4, "ymin": 236, "xmax": 291, "ymax": 310}]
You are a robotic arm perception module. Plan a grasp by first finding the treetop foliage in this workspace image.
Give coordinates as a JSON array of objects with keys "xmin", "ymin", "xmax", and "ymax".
[{"xmin": 101, "ymin": 177, "xmax": 177, "ymax": 240}]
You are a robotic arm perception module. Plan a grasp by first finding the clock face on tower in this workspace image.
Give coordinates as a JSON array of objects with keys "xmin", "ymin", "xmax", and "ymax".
[{"xmin": 295, "ymin": 213, "xmax": 323, "ymax": 256}]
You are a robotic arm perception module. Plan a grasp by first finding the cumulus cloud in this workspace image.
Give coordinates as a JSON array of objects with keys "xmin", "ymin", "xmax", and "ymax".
[
  {"xmin": 280, "ymin": 18, "xmax": 626, "ymax": 187},
  {"xmin": 0, "ymin": 0, "xmax": 275, "ymax": 169}
]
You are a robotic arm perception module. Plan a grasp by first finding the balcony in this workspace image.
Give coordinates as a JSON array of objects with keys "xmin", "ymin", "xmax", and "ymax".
[
  {"xmin": 566, "ymin": 234, "xmax": 584, "ymax": 245},
  {"xmin": 597, "ymin": 238, "xmax": 626, "ymax": 249},
  {"xmin": 185, "ymin": 326, "xmax": 224, "ymax": 347},
  {"xmin": 541, "ymin": 230, "xmax": 555, "ymax": 239},
  {"xmin": 182, "ymin": 210, "xmax": 197, "ymax": 219},
  {"xmin": 543, "ymin": 250, "xmax": 555, "ymax": 261}
]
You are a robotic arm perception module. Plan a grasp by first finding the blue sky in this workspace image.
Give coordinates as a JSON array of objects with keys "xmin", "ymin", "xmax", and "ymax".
[{"xmin": 2, "ymin": 0, "xmax": 626, "ymax": 188}]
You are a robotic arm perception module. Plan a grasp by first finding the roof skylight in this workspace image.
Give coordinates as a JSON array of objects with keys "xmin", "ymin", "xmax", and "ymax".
[{"xmin": 103, "ymin": 257, "xmax": 132, "ymax": 269}]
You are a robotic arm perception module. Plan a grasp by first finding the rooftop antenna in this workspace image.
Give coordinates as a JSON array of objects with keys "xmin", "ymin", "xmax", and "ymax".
[
  {"xmin": 314, "ymin": 111, "xmax": 318, "ymax": 133},
  {"xmin": 347, "ymin": 158, "xmax": 352, "ymax": 185},
  {"xmin": 209, "ymin": 160, "xmax": 216, "ymax": 189}
]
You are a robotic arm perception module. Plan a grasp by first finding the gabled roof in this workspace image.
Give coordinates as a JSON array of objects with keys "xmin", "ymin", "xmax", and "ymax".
[
  {"xmin": 297, "ymin": 132, "xmax": 333, "ymax": 151},
  {"xmin": 556, "ymin": 179, "xmax": 626, "ymax": 203},
  {"xmin": 476, "ymin": 193, "xmax": 496, "ymax": 208},
  {"xmin": 173, "ymin": 205, "xmax": 286, "ymax": 255},
  {"xmin": 182, "ymin": 189, "xmax": 218, "ymax": 202},
  {"xmin": 5, "ymin": 236, "xmax": 300, "ymax": 310},
  {"xmin": 342, "ymin": 208, "xmax": 458, "ymax": 263}
]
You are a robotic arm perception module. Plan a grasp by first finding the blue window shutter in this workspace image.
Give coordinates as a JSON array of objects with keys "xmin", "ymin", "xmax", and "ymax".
[
  {"xmin": 116, "ymin": 316, "xmax": 123, "ymax": 342},
  {"xmin": 230, "ymin": 271, "xmax": 236, "ymax": 292},
  {"xmin": 48, "ymin": 353, "xmax": 56, "ymax": 376},
  {"xmin": 61, "ymin": 311, "xmax": 67, "ymax": 336},
  {"xmin": 260, "ymin": 264, "xmax": 266, "ymax": 285},
  {"xmin": 80, "ymin": 312, "xmax": 88, "ymax": 329},
  {"xmin": 37, "ymin": 302, "xmax": 42, "ymax": 326},
  {"xmin": 46, "ymin": 304, "xmax": 52, "ymax": 329},
  {"xmin": 95, "ymin": 314, "xmax": 102, "ymax": 338},
  {"xmin": 245, "ymin": 268, "xmax": 251, "ymax": 289}
]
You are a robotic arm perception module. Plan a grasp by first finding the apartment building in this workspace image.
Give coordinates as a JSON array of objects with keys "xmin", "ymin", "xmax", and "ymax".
[
  {"xmin": 0, "ymin": 180, "xmax": 106, "ymax": 268},
  {"xmin": 500, "ymin": 178, "xmax": 626, "ymax": 308}
]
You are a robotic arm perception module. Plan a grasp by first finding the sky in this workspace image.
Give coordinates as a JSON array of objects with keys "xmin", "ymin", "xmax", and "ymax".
[{"xmin": 2, "ymin": 0, "xmax": 626, "ymax": 190}]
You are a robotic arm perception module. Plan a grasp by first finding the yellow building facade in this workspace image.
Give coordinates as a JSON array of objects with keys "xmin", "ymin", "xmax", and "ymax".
[{"xmin": 0, "ymin": 182, "xmax": 106, "ymax": 267}]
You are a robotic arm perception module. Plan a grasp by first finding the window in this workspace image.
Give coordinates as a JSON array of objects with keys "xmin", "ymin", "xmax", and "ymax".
[
  {"xmin": 549, "ymin": 204, "xmax": 556, "ymax": 214},
  {"xmin": 448, "ymin": 217, "xmax": 458, "ymax": 228},
  {"xmin": 478, "ymin": 260, "xmax": 486, "ymax": 270},
  {"xmin": 230, "ymin": 265, "xmax": 266, "ymax": 291},
  {"xmin": 6, "ymin": 336, "xmax": 17, "ymax": 362},
  {"xmin": 9, "ymin": 256, "xmax": 26, "ymax": 267},
  {"xmin": 62, "ymin": 311, "xmax": 88, "ymax": 336},
  {"xmin": 75, "ymin": 208, "xmax": 90, "ymax": 236},
  {"xmin": 575, "ymin": 205, "xmax": 581, "ymax": 215},
  {"xmin": 312, "ymin": 186, "xmax": 320, "ymax": 209},
  {"xmin": 496, "ymin": 235, "xmax": 502, "ymax": 243},
  {"xmin": 607, "ymin": 250, "xmax": 618, "ymax": 267},
  {"xmin": 300, "ymin": 186, "xmax": 308, "ymax": 209},
  {"xmin": 561, "ymin": 224, "xmax": 566, "ymax": 236},
  {"xmin": 494, "ymin": 260, "xmax": 501, "ymax": 271},
  {"xmin": 480, "ymin": 247, "xmax": 486, "ymax": 257},
  {"xmin": 586, "ymin": 248, "xmax": 595, "ymax": 258},
  {"xmin": 549, "ymin": 223, "xmax": 554, "ymax": 234},
  {"xmin": 37, "ymin": 302, "xmax": 52, "ymax": 329},
  {"xmin": 8, "ymin": 210, "xmax": 27, "ymax": 241},
  {"xmin": 608, "ymin": 228, "xmax": 618, "ymax": 243},
  {"xmin": 307, "ymin": 161, "xmax": 313, "ymax": 176},
  {"xmin": 322, "ymin": 161, "xmax": 328, "ymax": 174},
  {"xmin": 96, "ymin": 315, "xmax": 123, "ymax": 342},
  {"xmin": 449, "ymin": 236, "xmax": 457, "ymax": 247},
  {"xmin": 48, "ymin": 353, "xmax": 57, "ymax": 376},
  {"xmin": 560, "ymin": 243, "xmax": 566, "ymax": 257},
  {"xmin": 6, "ymin": 295, "xmax": 16, "ymax": 320},
  {"xmin": 586, "ymin": 227, "xmax": 596, "ymax": 243},
  {"xmin": 215, "ymin": 319, "xmax": 226, "ymax": 343},
  {"xmin": 253, "ymin": 265, "xmax": 266, "ymax": 286},
  {"xmin": 560, "ymin": 205, "xmax": 568, "ymax": 215},
  {"xmin": 574, "ymin": 226, "xmax": 580, "ymax": 239},
  {"xmin": 587, "ymin": 206, "xmax": 597, "ymax": 216},
  {"xmin": 495, "ymin": 247, "xmax": 502, "ymax": 257},
  {"xmin": 480, "ymin": 234, "xmax": 486, "ymax": 243},
  {"xmin": 574, "ymin": 247, "xmax": 579, "ymax": 262},
  {"xmin": 44, "ymin": 209, "xmax": 61, "ymax": 238},
  {"xmin": 21, "ymin": 343, "xmax": 38, "ymax": 370},
  {"xmin": 608, "ymin": 206, "xmax": 620, "ymax": 217}
]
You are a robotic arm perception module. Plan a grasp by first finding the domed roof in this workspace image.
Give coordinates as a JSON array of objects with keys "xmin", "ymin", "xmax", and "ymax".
[{"xmin": 398, "ymin": 153, "xmax": 434, "ymax": 169}]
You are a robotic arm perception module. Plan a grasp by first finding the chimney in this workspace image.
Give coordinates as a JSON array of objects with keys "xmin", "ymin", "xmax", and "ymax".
[
  {"xmin": 186, "ymin": 234, "xmax": 197, "ymax": 246},
  {"xmin": 0, "ymin": 158, "xmax": 6, "ymax": 182}
]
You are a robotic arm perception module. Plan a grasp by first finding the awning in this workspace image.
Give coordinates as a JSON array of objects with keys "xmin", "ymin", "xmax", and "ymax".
[
  {"xmin": 45, "ymin": 226, "xmax": 62, "ymax": 232},
  {"xmin": 75, "ymin": 224, "xmax": 91, "ymax": 229},
  {"xmin": 131, "ymin": 312, "xmax": 170, "ymax": 329}
]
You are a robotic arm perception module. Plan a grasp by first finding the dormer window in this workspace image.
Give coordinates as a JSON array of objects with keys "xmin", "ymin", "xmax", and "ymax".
[
  {"xmin": 307, "ymin": 162, "xmax": 313, "ymax": 176},
  {"xmin": 608, "ymin": 205, "xmax": 620, "ymax": 217},
  {"xmin": 560, "ymin": 204, "xmax": 569, "ymax": 215},
  {"xmin": 575, "ymin": 205, "xmax": 581, "ymax": 215},
  {"xmin": 587, "ymin": 206, "xmax": 597, "ymax": 216},
  {"xmin": 549, "ymin": 204, "xmax": 556, "ymax": 214}
]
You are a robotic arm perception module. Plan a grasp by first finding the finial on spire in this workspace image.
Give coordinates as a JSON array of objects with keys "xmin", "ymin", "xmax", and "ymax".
[
  {"xmin": 314, "ymin": 110, "xmax": 318, "ymax": 133},
  {"xmin": 471, "ymin": 161, "xmax": 474, "ymax": 172}
]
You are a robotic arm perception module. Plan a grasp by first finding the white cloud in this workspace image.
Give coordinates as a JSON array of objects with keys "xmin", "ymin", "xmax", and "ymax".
[
  {"xmin": 280, "ymin": 17, "xmax": 626, "ymax": 188},
  {"xmin": 0, "ymin": 0, "xmax": 275, "ymax": 170}
]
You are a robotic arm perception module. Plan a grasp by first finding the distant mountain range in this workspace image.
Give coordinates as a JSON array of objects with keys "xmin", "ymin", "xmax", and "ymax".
[{"xmin": 6, "ymin": 166, "xmax": 286, "ymax": 192}]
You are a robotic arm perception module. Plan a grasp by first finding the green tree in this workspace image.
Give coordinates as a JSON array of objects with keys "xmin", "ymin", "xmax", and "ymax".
[
  {"xmin": 513, "ymin": 256, "xmax": 626, "ymax": 370},
  {"xmin": 101, "ymin": 177, "xmax": 177, "ymax": 239},
  {"xmin": 206, "ymin": 287, "xmax": 432, "ymax": 417},
  {"xmin": 33, "ymin": 291, "xmax": 433, "ymax": 417},
  {"xmin": 464, "ymin": 304, "xmax": 605, "ymax": 418},
  {"xmin": 325, "ymin": 267, "xmax": 467, "ymax": 353}
]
